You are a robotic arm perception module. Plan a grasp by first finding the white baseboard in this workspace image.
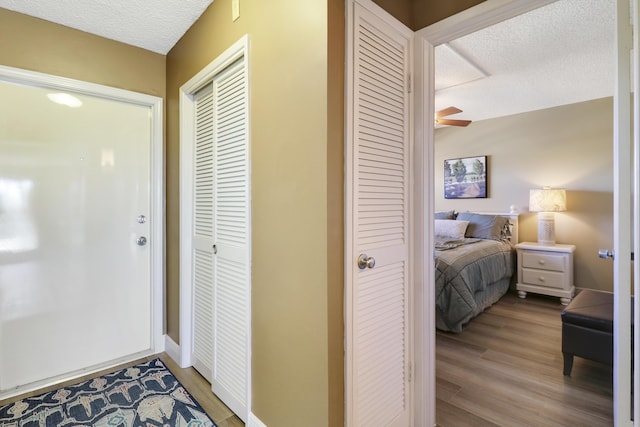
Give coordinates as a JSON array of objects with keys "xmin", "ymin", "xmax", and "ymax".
[
  {"xmin": 164, "ymin": 335, "xmax": 182, "ymax": 366},
  {"xmin": 248, "ymin": 413, "xmax": 267, "ymax": 427}
]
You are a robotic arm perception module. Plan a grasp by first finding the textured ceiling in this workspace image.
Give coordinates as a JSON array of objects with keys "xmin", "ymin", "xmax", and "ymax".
[
  {"xmin": 435, "ymin": 0, "xmax": 615, "ymax": 123},
  {"xmin": 0, "ymin": 0, "xmax": 213, "ymax": 54},
  {"xmin": 0, "ymin": 0, "xmax": 614, "ymax": 122}
]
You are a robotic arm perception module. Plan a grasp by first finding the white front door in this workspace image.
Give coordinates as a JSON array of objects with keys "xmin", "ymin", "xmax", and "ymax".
[
  {"xmin": 0, "ymin": 74, "xmax": 161, "ymax": 395},
  {"xmin": 346, "ymin": 1, "xmax": 413, "ymax": 425}
]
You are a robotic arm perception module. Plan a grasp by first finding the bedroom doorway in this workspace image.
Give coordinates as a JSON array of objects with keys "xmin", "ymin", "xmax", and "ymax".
[
  {"xmin": 0, "ymin": 66, "xmax": 164, "ymax": 399},
  {"xmin": 415, "ymin": 0, "xmax": 638, "ymax": 425}
]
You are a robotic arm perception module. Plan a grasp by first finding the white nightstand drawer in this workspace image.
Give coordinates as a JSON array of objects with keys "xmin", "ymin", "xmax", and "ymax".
[
  {"xmin": 521, "ymin": 251, "xmax": 566, "ymax": 272},
  {"xmin": 515, "ymin": 242, "xmax": 575, "ymax": 305},
  {"xmin": 522, "ymin": 268, "xmax": 565, "ymax": 289}
]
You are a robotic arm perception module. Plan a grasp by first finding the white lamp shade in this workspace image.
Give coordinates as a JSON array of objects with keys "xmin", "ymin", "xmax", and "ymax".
[{"xmin": 529, "ymin": 188, "xmax": 566, "ymax": 212}]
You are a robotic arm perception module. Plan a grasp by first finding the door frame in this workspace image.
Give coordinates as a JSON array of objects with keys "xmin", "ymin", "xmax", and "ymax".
[
  {"xmin": 177, "ymin": 34, "xmax": 251, "ymax": 419},
  {"xmin": 0, "ymin": 64, "xmax": 165, "ymax": 394},
  {"xmin": 614, "ymin": 0, "xmax": 636, "ymax": 424},
  {"xmin": 413, "ymin": 1, "xmax": 583, "ymax": 425}
]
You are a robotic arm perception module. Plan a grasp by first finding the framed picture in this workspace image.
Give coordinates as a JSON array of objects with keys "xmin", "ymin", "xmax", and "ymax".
[{"xmin": 444, "ymin": 156, "xmax": 487, "ymax": 199}]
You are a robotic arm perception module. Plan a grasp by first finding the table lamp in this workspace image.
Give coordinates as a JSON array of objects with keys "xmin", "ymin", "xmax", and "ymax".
[{"xmin": 529, "ymin": 187, "xmax": 566, "ymax": 245}]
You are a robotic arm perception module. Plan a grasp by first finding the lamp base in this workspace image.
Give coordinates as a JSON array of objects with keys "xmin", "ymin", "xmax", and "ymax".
[{"xmin": 538, "ymin": 212, "xmax": 556, "ymax": 246}]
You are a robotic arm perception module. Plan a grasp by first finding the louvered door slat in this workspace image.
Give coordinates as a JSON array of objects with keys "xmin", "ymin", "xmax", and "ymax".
[{"xmin": 350, "ymin": 3, "xmax": 412, "ymax": 427}]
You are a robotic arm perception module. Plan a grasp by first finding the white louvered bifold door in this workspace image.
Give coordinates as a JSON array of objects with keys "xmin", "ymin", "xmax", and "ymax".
[
  {"xmin": 347, "ymin": 1, "xmax": 413, "ymax": 426},
  {"xmin": 191, "ymin": 57, "xmax": 250, "ymax": 423},
  {"xmin": 211, "ymin": 58, "xmax": 250, "ymax": 423}
]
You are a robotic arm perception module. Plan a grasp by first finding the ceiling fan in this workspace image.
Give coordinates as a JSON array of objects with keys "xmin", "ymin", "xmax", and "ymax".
[{"xmin": 435, "ymin": 106, "xmax": 472, "ymax": 127}]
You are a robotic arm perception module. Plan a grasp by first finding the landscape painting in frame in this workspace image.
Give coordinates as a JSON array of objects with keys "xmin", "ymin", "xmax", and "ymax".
[{"xmin": 444, "ymin": 156, "xmax": 487, "ymax": 199}]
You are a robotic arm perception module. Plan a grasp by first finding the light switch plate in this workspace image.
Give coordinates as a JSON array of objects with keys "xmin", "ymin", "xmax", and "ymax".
[{"xmin": 232, "ymin": 0, "xmax": 240, "ymax": 21}]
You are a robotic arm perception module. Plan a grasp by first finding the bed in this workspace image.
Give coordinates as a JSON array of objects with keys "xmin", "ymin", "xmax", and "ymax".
[{"xmin": 434, "ymin": 211, "xmax": 519, "ymax": 332}]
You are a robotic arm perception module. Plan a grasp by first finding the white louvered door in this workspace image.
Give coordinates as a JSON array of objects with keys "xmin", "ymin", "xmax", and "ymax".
[
  {"xmin": 346, "ymin": 1, "xmax": 413, "ymax": 426},
  {"xmin": 210, "ymin": 59, "xmax": 250, "ymax": 422},
  {"xmin": 191, "ymin": 57, "xmax": 250, "ymax": 422}
]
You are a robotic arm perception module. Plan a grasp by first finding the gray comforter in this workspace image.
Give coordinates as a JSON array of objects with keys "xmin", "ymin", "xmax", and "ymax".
[{"xmin": 435, "ymin": 238, "xmax": 515, "ymax": 332}]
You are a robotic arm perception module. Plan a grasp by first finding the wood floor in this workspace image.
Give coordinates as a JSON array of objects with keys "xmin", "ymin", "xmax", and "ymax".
[
  {"xmin": 1, "ymin": 292, "xmax": 613, "ymax": 427},
  {"xmin": 0, "ymin": 353, "xmax": 244, "ymax": 427},
  {"xmin": 436, "ymin": 290, "xmax": 613, "ymax": 427}
]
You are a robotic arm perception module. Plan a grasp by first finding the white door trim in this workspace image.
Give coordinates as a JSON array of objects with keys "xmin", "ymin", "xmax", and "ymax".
[
  {"xmin": 0, "ymin": 64, "xmax": 165, "ymax": 388},
  {"xmin": 633, "ymin": 1, "xmax": 640, "ymax": 422},
  {"xmin": 614, "ymin": 0, "xmax": 635, "ymax": 425},
  {"xmin": 413, "ymin": 1, "xmax": 561, "ymax": 426}
]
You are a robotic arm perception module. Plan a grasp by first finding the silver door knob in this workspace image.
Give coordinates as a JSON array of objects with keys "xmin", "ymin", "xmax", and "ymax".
[
  {"xmin": 598, "ymin": 249, "xmax": 614, "ymax": 260},
  {"xmin": 357, "ymin": 253, "xmax": 375, "ymax": 270},
  {"xmin": 136, "ymin": 236, "xmax": 147, "ymax": 246}
]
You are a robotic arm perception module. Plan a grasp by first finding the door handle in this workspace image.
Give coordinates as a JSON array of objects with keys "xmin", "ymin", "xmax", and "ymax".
[
  {"xmin": 598, "ymin": 250, "xmax": 636, "ymax": 261},
  {"xmin": 598, "ymin": 249, "xmax": 613, "ymax": 260},
  {"xmin": 357, "ymin": 253, "xmax": 375, "ymax": 270},
  {"xmin": 136, "ymin": 236, "xmax": 148, "ymax": 246}
]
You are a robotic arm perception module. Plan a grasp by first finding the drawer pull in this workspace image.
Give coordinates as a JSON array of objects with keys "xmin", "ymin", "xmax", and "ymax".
[
  {"xmin": 538, "ymin": 259, "xmax": 545, "ymax": 265},
  {"xmin": 538, "ymin": 276, "xmax": 546, "ymax": 282}
]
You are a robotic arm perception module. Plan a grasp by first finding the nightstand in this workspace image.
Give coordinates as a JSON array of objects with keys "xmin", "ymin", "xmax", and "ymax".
[{"xmin": 515, "ymin": 242, "xmax": 576, "ymax": 305}]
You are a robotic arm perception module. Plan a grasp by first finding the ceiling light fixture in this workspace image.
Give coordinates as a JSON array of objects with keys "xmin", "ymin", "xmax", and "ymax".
[{"xmin": 47, "ymin": 92, "xmax": 83, "ymax": 108}]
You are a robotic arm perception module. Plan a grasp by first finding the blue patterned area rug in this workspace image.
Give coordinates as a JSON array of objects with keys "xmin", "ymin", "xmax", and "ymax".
[{"xmin": 0, "ymin": 358, "xmax": 217, "ymax": 426}]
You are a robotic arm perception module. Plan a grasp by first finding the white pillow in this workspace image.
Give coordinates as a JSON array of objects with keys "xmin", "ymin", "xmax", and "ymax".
[{"xmin": 435, "ymin": 219, "xmax": 469, "ymax": 239}]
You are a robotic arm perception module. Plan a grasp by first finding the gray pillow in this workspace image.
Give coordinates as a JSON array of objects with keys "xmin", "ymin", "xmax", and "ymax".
[
  {"xmin": 456, "ymin": 212, "xmax": 508, "ymax": 240},
  {"xmin": 434, "ymin": 210, "xmax": 457, "ymax": 220}
]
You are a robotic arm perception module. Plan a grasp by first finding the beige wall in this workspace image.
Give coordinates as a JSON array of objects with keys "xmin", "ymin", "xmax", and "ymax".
[
  {"xmin": 165, "ymin": 1, "xmax": 343, "ymax": 425},
  {"xmin": 372, "ymin": 0, "xmax": 486, "ymax": 30},
  {"xmin": 0, "ymin": 9, "xmax": 165, "ymax": 97},
  {"xmin": 327, "ymin": 0, "xmax": 346, "ymax": 425},
  {"xmin": 435, "ymin": 97, "xmax": 614, "ymax": 292},
  {"xmin": 371, "ymin": 0, "xmax": 412, "ymax": 27},
  {"xmin": 412, "ymin": 0, "xmax": 486, "ymax": 29}
]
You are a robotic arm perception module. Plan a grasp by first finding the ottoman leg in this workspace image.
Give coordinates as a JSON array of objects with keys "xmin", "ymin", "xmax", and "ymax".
[{"xmin": 563, "ymin": 352, "xmax": 574, "ymax": 376}]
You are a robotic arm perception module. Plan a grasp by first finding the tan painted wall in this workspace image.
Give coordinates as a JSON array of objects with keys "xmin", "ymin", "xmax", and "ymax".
[
  {"xmin": 412, "ymin": 0, "xmax": 486, "ymax": 29},
  {"xmin": 371, "ymin": 0, "xmax": 412, "ymax": 27},
  {"xmin": 165, "ymin": 1, "xmax": 343, "ymax": 425},
  {"xmin": 372, "ymin": 0, "xmax": 486, "ymax": 30},
  {"xmin": 0, "ymin": 9, "xmax": 165, "ymax": 97},
  {"xmin": 327, "ymin": 0, "xmax": 345, "ymax": 425},
  {"xmin": 435, "ymin": 97, "xmax": 614, "ymax": 292}
]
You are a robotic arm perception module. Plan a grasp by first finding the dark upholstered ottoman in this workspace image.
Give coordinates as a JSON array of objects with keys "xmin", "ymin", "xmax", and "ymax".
[{"xmin": 561, "ymin": 289, "xmax": 613, "ymax": 376}]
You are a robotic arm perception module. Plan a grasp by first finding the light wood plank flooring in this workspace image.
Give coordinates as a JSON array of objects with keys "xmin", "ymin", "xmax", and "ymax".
[
  {"xmin": 0, "ymin": 353, "xmax": 244, "ymax": 427},
  {"xmin": 436, "ymin": 290, "xmax": 613, "ymax": 427},
  {"xmin": 2, "ymin": 292, "xmax": 614, "ymax": 427}
]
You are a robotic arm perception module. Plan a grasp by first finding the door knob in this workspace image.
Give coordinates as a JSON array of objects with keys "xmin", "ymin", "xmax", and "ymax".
[
  {"xmin": 357, "ymin": 253, "xmax": 375, "ymax": 270},
  {"xmin": 598, "ymin": 249, "xmax": 613, "ymax": 260},
  {"xmin": 136, "ymin": 236, "xmax": 148, "ymax": 246}
]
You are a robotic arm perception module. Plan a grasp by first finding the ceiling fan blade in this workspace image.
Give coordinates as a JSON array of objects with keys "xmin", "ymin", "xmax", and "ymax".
[
  {"xmin": 435, "ymin": 106, "xmax": 462, "ymax": 118},
  {"xmin": 436, "ymin": 118, "xmax": 472, "ymax": 127}
]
